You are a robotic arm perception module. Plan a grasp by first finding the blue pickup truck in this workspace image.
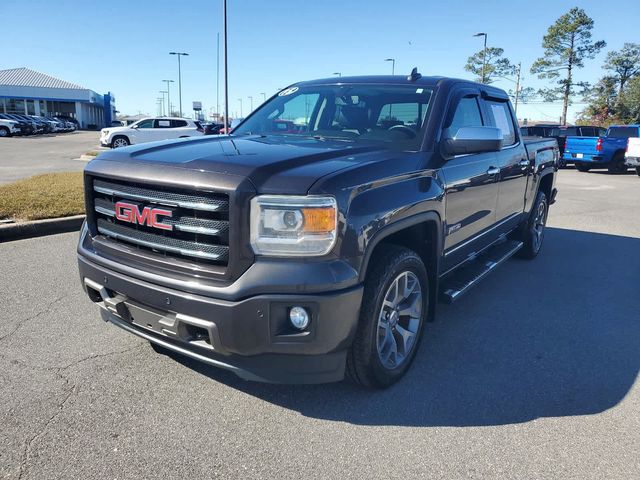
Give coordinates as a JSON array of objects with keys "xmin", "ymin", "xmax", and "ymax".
[{"xmin": 564, "ymin": 125, "xmax": 640, "ymax": 173}]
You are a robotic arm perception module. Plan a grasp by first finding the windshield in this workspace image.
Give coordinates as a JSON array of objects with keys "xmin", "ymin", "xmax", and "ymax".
[{"xmin": 233, "ymin": 84, "xmax": 434, "ymax": 151}]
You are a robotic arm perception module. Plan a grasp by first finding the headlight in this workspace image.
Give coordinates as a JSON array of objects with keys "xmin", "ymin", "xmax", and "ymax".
[
  {"xmin": 250, "ymin": 195, "xmax": 337, "ymax": 256},
  {"xmin": 102, "ymin": 130, "xmax": 109, "ymax": 135}
]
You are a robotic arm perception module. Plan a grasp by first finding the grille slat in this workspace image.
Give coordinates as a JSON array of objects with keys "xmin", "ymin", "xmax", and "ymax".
[
  {"xmin": 97, "ymin": 220, "xmax": 228, "ymax": 261},
  {"xmin": 91, "ymin": 178, "xmax": 230, "ymax": 267},
  {"xmin": 94, "ymin": 179, "xmax": 229, "ymax": 212}
]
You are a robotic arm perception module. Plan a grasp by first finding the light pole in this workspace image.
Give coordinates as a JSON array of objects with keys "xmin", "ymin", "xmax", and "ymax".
[
  {"xmin": 156, "ymin": 98, "xmax": 164, "ymax": 116},
  {"xmin": 169, "ymin": 52, "xmax": 189, "ymax": 117},
  {"xmin": 238, "ymin": 98, "xmax": 243, "ymax": 117},
  {"xmin": 514, "ymin": 62, "xmax": 522, "ymax": 115},
  {"xmin": 162, "ymin": 80, "xmax": 174, "ymax": 116},
  {"xmin": 384, "ymin": 58, "xmax": 395, "ymax": 75},
  {"xmin": 260, "ymin": 92, "xmax": 266, "ymax": 102},
  {"xmin": 333, "ymin": 72, "xmax": 342, "ymax": 77},
  {"xmin": 223, "ymin": 0, "xmax": 229, "ymax": 132},
  {"xmin": 159, "ymin": 91, "xmax": 167, "ymax": 116},
  {"xmin": 216, "ymin": 33, "xmax": 220, "ymax": 117},
  {"xmin": 473, "ymin": 32, "xmax": 488, "ymax": 84},
  {"xmin": 248, "ymin": 96, "xmax": 253, "ymax": 112}
]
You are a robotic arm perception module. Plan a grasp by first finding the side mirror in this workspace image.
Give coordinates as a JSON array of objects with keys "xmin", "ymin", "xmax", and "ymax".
[{"xmin": 441, "ymin": 126, "xmax": 503, "ymax": 157}]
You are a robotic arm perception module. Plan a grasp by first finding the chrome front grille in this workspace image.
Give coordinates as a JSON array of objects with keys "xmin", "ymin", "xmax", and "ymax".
[{"xmin": 91, "ymin": 178, "xmax": 230, "ymax": 266}]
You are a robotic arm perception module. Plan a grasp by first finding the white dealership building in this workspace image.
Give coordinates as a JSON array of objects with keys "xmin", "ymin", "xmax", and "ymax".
[{"xmin": 0, "ymin": 67, "xmax": 116, "ymax": 129}]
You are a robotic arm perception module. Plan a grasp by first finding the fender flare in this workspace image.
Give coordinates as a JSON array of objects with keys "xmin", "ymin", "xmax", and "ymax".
[{"xmin": 358, "ymin": 210, "xmax": 443, "ymax": 283}]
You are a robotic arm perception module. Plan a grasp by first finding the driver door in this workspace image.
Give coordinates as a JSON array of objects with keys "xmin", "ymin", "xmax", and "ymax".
[{"xmin": 440, "ymin": 93, "xmax": 501, "ymax": 272}]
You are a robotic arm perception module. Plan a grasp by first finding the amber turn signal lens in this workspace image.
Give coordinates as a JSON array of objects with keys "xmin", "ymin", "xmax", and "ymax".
[{"xmin": 301, "ymin": 207, "xmax": 336, "ymax": 233}]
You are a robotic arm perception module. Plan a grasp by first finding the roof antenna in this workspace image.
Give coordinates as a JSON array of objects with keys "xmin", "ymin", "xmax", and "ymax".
[{"xmin": 407, "ymin": 67, "xmax": 422, "ymax": 81}]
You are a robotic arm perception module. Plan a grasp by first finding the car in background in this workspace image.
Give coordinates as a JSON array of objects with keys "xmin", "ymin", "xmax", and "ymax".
[
  {"xmin": 551, "ymin": 125, "xmax": 605, "ymax": 166},
  {"xmin": 0, "ymin": 118, "xmax": 20, "ymax": 137},
  {"xmin": 625, "ymin": 137, "xmax": 640, "ymax": 176},
  {"xmin": 219, "ymin": 117, "xmax": 245, "ymax": 135},
  {"xmin": 519, "ymin": 124, "xmax": 561, "ymax": 138},
  {"xmin": 100, "ymin": 117, "xmax": 205, "ymax": 148},
  {"xmin": 565, "ymin": 125, "xmax": 640, "ymax": 173},
  {"xmin": 0, "ymin": 114, "xmax": 33, "ymax": 135},
  {"xmin": 55, "ymin": 115, "xmax": 80, "ymax": 129},
  {"xmin": 203, "ymin": 122, "xmax": 224, "ymax": 135}
]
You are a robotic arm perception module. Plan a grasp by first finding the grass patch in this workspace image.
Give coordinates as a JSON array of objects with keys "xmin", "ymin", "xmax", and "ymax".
[
  {"xmin": 0, "ymin": 172, "xmax": 85, "ymax": 221},
  {"xmin": 84, "ymin": 150, "xmax": 100, "ymax": 157}
]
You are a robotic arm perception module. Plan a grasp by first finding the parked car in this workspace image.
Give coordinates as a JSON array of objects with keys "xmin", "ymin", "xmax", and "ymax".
[
  {"xmin": 625, "ymin": 137, "xmax": 640, "ymax": 176},
  {"xmin": 55, "ymin": 115, "xmax": 80, "ymax": 129},
  {"xmin": 565, "ymin": 125, "xmax": 640, "ymax": 173},
  {"xmin": 100, "ymin": 117, "xmax": 205, "ymax": 148},
  {"xmin": 6, "ymin": 114, "xmax": 40, "ymax": 134},
  {"xmin": 203, "ymin": 122, "xmax": 224, "ymax": 135},
  {"xmin": 0, "ymin": 118, "xmax": 20, "ymax": 137},
  {"xmin": 0, "ymin": 114, "xmax": 33, "ymax": 135},
  {"xmin": 79, "ymin": 73, "xmax": 558, "ymax": 388},
  {"xmin": 550, "ymin": 125, "xmax": 605, "ymax": 166}
]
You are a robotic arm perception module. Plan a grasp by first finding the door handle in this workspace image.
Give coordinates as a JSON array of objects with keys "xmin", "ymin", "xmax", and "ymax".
[
  {"xmin": 519, "ymin": 159, "xmax": 530, "ymax": 167},
  {"xmin": 487, "ymin": 166, "xmax": 500, "ymax": 176}
]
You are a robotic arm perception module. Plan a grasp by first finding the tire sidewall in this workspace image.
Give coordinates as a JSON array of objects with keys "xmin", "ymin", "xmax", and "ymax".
[
  {"xmin": 364, "ymin": 252, "xmax": 429, "ymax": 386},
  {"xmin": 529, "ymin": 191, "xmax": 548, "ymax": 255},
  {"xmin": 111, "ymin": 136, "xmax": 129, "ymax": 148},
  {"xmin": 0, "ymin": 127, "xmax": 9, "ymax": 137}
]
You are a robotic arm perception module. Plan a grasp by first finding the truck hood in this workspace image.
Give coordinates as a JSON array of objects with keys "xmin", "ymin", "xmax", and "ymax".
[{"xmin": 94, "ymin": 135, "xmax": 393, "ymax": 194}]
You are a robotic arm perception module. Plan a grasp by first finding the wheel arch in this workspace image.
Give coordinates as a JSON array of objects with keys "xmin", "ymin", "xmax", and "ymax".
[{"xmin": 359, "ymin": 212, "xmax": 443, "ymax": 322}]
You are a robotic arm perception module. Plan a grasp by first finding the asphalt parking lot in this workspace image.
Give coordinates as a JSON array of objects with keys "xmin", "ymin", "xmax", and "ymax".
[
  {"xmin": 1, "ymin": 169, "xmax": 638, "ymax": 479},
  {"xmin": 0, "ymin": 131, "xmax": 100, "ymax": 184}
]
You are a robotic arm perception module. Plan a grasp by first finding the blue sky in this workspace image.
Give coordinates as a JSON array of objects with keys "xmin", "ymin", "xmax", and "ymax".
[{"xmin": 2, "ymin": 0, "xmax": 639, "ymax": 123}]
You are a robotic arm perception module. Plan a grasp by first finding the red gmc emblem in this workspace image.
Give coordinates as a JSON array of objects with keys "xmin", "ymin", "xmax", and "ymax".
[{"xmin": 114, "ymin": 201, "xmax": 173, "ymax": 231}]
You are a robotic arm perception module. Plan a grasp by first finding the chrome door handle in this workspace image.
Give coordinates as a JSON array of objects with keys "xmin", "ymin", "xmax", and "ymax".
[
  {"xmin": 487, "ymin": 166, "xmax": 500, "ymax": 176},
  {"xmin": 519, "ymin": 159, "xmax": 530, "ymax": 167}
]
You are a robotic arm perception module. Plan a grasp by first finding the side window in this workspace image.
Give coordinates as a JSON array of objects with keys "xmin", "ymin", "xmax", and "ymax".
[
  {"xmin": 487, "ymin": 100, "xmax": 516, "ymax": 146},
  {"xmin": 171, "ymin": 119, "xmax": 188, "ymax": 128},
  {"xmin": 448, "ymin": 96, "xmax": 483, "ymax": 132},
  {"xmin": 136, "ymin": 119, "xmax": 154, "ymax": 128},
  {"xmin": 154, "ymin": 119, "xmax": 172, "ymax": 128}
]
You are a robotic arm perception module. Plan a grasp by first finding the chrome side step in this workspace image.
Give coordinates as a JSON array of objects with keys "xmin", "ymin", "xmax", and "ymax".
[{"xmin": 439, "ymin": 240, "xmax": 523, "ymax": 304}]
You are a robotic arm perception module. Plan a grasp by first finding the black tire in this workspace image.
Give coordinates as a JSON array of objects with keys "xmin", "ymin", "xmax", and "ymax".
[
  {"xmin": 0, "ymin": 127, "xmax": 10, "ymax": 138},
  {"xmin": 518, "ymin": 190, "xmax": 548, "ymax": 260},
  {"xmin": 575, "ymin": 163, "xmax": 590, "ymax": 172},
  {"xmin": 636, "ymin": 167, "xmax": 640, "ymax": 177},
  {"xmin": 111, "ymin": 135, "xmax": 130, "ymax": 148},
  {"xmin": 346, "ymin": 245, "xmax": 429, "ymax": 389},
  {"xmin": 557, "ymin": 157, "xmax": 566, "ymax": 168},
  {"xmin": 608, "ymin": 153, "xmax": 627, "ymax": 174}
]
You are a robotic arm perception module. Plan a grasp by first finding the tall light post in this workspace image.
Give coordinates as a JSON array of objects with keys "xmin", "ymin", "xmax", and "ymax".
[
  {"xmin": 473, "ymin": 32, "xmax": 488, "ymax": 84},
  {"xmin": 238, "ymin": 98, "xmax": 243, "ymax": 117},
  {"xmin": 159, "ymin": 91, "xmax": 167, "ymax": 116},
  {"xmin": 223, "ymin": 0, "xmax": 229, "ymax": 132},
  {"xmin": 384, "ymin": 58, "xmax": 395, "ymax": 75},
  {"xmin": 169, "ymin": 52, "xmax": 189, "ymax": 117},
  {"xmin": 248, "ymin": 96, "xmax": 253, "ymax": 113},
  {"xmin": 216, "ymin": 33, "xmax": 220, "ymax": 117},
  {"xmin": 162, "ymin": 79, "xmax": 174, "ymax": 116},
  {"xmin": 333, "ymin": 72, "xmax": 342, "ymax": 77},
  {"xmin": 156, "ymin": 97, "xmax": 164, "ymax": 116},
  {"xmin": 260, "ymin": 92, "xmax": 266, "ymax": 102}
]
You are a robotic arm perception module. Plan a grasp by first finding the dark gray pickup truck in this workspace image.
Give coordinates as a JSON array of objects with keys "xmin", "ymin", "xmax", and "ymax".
[{"xmin": 78, "ymin": 71, "xmax": 558, "ymax": 388}]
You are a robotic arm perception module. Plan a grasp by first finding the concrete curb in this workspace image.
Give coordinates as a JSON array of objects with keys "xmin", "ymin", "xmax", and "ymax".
[{"xmin": 0, "ymin": 215, "xmax": 85, "ymax": 243}]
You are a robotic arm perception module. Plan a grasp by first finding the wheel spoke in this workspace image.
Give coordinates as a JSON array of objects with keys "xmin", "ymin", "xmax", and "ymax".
[
  {"xmin": 398, "ymin": 293, "xmax": 421, "ymax": 319},
  {"xmin": 394, "ymin": 324, "xmax": 415, "ymax": 356},
  {"xmin": 382, "ymin": 328, "xmax": 398, "ymax": 364}
]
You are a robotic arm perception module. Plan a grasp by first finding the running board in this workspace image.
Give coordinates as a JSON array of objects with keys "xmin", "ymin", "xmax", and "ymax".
[{"xmin": 439, "ymin": 240, "xmax": 523, "ymax": 304}]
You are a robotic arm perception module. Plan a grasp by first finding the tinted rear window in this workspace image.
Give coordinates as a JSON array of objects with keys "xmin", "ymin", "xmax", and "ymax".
[
  {"xmin": 607, "ymin": 127, "xmax": 639, "ymax": 138},
  {"xmin": 551, "ymin": 127, "xmax": 578, "ymax": 137}
]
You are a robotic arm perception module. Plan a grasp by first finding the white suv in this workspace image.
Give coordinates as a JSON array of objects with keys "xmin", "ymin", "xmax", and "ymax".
[
  {"xmin": 0, "ymin": 118, "xmax": 20, "ymax": 137},
  {"xmin": 100, "ymin": 117, "xmax": 204, "ymax": 148}
]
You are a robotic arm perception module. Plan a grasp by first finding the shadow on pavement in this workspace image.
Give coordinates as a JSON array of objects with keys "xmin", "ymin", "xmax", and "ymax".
[{"xmin": 170, "ymin": 227, "xmax": 640, "ymax": 427}]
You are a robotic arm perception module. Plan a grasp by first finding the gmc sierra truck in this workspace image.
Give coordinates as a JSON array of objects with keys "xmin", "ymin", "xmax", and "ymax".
[{"xmin": 78, "ymin": 72, "xmax": 558, "ymax": 388}]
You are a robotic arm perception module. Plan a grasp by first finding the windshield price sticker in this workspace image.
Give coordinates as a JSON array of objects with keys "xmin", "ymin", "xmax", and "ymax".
[{"xmin": 278, "ymin": 87, "xmax": 299, "ymax": 96}]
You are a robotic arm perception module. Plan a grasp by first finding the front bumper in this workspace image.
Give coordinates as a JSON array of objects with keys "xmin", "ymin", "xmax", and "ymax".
[
  {"xmin": 78, "ymin": 254, "xmax": 363, "ymax": 384},
  {"xmin": 625, "ymin": 156, "xmax": 640, "ymax": 167}
]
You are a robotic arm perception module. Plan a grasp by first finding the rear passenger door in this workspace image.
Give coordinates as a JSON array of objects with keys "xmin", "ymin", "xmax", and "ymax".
[
  {"xmin": 441, "ymin": 92, "xmax": 500, "ymax": 271},
  {"xmin": 153, "ymin": 118, "xmax": 177, "ymax": 141},
  {"xmin": 487, "ymin": 99, "xmax": 529, "ymax": 226}
]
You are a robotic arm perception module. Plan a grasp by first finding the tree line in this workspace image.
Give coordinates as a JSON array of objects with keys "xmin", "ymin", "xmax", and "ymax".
[{"xmin": 463, "ymin": 7, "xmax": 640, "ymax": 126}]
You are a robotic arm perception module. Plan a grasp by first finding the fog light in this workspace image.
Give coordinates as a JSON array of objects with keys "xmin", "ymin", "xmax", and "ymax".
[{"xmin": 289, "ymin": 306, "xmax": 310, "ymax": 330}]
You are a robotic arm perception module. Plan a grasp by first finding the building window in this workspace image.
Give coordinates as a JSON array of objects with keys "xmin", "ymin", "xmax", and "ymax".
[
  {"xmin": 26, "ymin": 100, "xmax": 35, "ymax": 115},
  {"xmin": 6, "ymin": 98, "xmax": 26, "ymax": 114}
]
